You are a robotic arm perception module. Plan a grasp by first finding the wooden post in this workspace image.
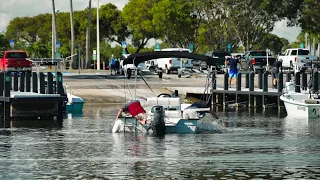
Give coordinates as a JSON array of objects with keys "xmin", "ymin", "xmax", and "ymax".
[
  {"xmin": 224, "ymin": 73, "xmax": 229, "ymax": 90},
  {"xmin": 236, "ymin": 73, "xmax": 241, "ymax": 91},
  {"xmin": 39, "ymin": 72, "xmax": 45, "ymax": 94},
  {"xmin": 295, "ymin": 72, "xmax": 301, "ymax": 93},
  {"xmin": 278, "ymin": 72, "xmax": 283, "ymax": 93},
  {"xmin": 56, "ymin": 72, "xmax": 64, "ymax": 95},
  {"xmin": 212, "ymin": 72, "xmax": 216, "ymax": 90},
  {"xmin": 258, "ymin": 69, "xmax": 263, "ymax": 89},
  {"xmin": 286, "ymin": 72, "xmax": 291, "ymax": 82},
  {"xmin": 245, "ymin": 73, "xmax": 249, "ymax": 88},
  {"xmin": 20, "ymin": 72, "xmax": 25, "ymax": 92},
  {"xmin": 263, "ymin": 71, "xmax": 268, "ymax": 92},
  {"xmin": 4, "ymin": 72, "xmax": 11, "ymax": 127},
  {"xmin": 0, "ymin": 72, "xmax": 3, "ymax": 96},
  {"xmin": 47, "ymin": 72, "xmax": 54, "ymax": 94},
  {"xmin": 13, "ymin": 73, "xmax": 18, "ymax": 91},
  {"xmin": 313, "ymin": 71, "xmax": 319, "ymax": 93},
  {"xmin": 301, "ymin": 72, "xmax": 307, "ymax": 91},
  {"xmin": 26, "ymin": 71, "xmax": 31, "ymax": 92},
  {"xmin": 249, "ymin": 72, "xmax": 254, "ymax": 91},
  {"xmin": 32, "ymin": 72, "xmax": 38, "ymax": 93}
]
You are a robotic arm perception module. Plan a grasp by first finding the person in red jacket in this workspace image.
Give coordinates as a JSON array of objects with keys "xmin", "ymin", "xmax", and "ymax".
[{"xmin": 116, "ymin": 100, "xmax": 148, "ymax": 124}]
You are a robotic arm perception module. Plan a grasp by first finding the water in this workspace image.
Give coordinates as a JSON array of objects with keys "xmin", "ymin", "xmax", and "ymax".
[{"xmin": 0, "ymin": 104, "xmax": 320, "ymax": 179}]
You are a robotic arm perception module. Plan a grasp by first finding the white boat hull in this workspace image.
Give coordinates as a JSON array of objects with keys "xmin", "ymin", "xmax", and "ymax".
[{"xmin": 280, "ymin": 93, "xmax": 320, "ymax": 118}]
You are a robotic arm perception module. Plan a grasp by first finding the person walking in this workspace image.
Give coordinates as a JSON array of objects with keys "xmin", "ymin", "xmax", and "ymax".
[
  {"xmin": 109, "ymin": 54, "xmax": 116, "ymax": 75},
  {"xmin": 271, "ymin": 59, "xmax": 283, "ymax": 88},
  {"xmin": 225, "ymin": 55, "xmax": 242, "ymax": 88}
]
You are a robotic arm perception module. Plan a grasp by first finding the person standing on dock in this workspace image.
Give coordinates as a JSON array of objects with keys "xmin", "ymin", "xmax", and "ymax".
[
  {"xmin": 225, "ymin": 55, "xmax": 242, "ymax": 88},
  {"xmin": 271, "ymin": 59, "xmax": 283, "ymax": 88}
]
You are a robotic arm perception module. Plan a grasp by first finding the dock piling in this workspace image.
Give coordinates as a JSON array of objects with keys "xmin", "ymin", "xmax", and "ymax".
[
  {"xmin": 26, "ymin": 71, "xmax": 31, "ymax": 92},
  {"xmin": 263, "ymin": 71, "xmax": 268, "ymax": 92},
  {"xmin": 32, "ymin": 72, "xmax": 38, "ymax": 93},
  {"xmin": 301, "ymin": 72, "xmax": 307, "ymax": 91},
  {"xmin": 313, "ymin": 71, "xmax": 319, "ymax": 93},
  {"xmin": 295, "ymin": 72, "xmax": 301, "ymax": 93},
  {"xmin": 278, "ymin": 72, "xmax": 283, "ymax": 92},
  {"xmin": 20, "ymin": 72, "xmax": 25, "ymax": 92},
  {"xmin": 236, "ymin": 73, "xmax": 241, "ymax": 91},
  {"xmin": 224, "ymin": 73, "xmax": 229, "ymax": 90},
  {"xmin": 47, "ymin": 72, "xmax": 54, "ymax": 94}
]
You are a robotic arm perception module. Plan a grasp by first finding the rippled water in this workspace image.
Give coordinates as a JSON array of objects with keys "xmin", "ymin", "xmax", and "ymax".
[{"xmin": 0, "ymin": 104, "xmax": 320, "ymax": 179}]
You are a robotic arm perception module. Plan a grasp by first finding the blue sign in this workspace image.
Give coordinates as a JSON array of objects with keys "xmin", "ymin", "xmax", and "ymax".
[
  {"xmin": 121, "ymin": 41, "xmax": 127, "ymax": 48},
  {"xmin": 227, "ymin": 43, "xmax": 232, "ymax": 50},
  {"xmin": 9, "ymin": 39, "xmax": 14, "ymax": 48},
  {"xmin": 189, "ymin": 43, "xmax": 194, "ymax": 52},
  {"xmin": 56, "ymin": 41, "xmax": 60, "ymax": 48},
  {"xmin": 300, "ymin": 43, "xmax": 304, "ymax": 48},
  {"xmin": 155, "ymin": 43, "xmax": 161, "ymax": 50}
]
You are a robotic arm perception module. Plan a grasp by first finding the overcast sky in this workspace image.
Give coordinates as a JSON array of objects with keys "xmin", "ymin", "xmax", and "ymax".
[{"xmin": 0, "ymin": 0, "xmax": 301, "ymax": 43}]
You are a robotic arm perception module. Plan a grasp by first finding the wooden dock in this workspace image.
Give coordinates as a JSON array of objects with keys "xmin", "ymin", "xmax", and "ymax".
[
  {"xmin": 0, "ymin": 71, "xmax": 66, "ymax": 128},
  {"xmin": 170, "ymin": 70, "xmax": 319, "ymax": 110}
]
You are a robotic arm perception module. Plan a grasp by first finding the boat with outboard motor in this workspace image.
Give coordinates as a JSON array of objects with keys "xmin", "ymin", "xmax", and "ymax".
[
  {"xmin": 112, "ymin": 51, "xmax": 219, "ymax": 135},
  {"xmin": 280, "ymin": 80, "xmax": 320, "ymax": 118}
]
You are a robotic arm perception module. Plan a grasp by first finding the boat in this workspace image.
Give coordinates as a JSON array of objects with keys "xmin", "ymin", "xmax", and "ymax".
[
  {"xmin": 280, "ymin": 80, "xmax": 320, "ymax": 118},
  {"xmin": 112, "ymin": 51, "xmax": 219, "ymax": 134},
  {"xmin": 64, "ymin": 83, "xmax": 84, "ymax": 114}
]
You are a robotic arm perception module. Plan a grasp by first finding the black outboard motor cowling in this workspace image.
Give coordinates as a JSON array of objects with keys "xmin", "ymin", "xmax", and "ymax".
[{"xmin": 151, "ymin": 106, "xmax": 166, "ymax": 135}]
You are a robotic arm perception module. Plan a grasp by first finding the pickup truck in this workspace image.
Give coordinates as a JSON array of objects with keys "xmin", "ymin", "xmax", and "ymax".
[
  {"xmin": 278, "ymin": 48, "xmax": 318, "ymax": 73},
  {"xmin": 0, "ymin": 50, "xmax": 32, "ymax": 73},
  {"xmin": 242, "ymin": 50, "xmax": 276, "ymax": 72}
]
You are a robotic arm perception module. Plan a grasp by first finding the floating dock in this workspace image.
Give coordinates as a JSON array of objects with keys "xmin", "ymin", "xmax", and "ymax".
[{"xmin": 0, "ymin": 71, "xmax": 66, "ymax": 128}]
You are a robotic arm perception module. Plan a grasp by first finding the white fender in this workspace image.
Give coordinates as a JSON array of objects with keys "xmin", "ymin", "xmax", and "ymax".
[{"xmin": 112, "ymin": 120, "xmax": 123, "ymax": 133}]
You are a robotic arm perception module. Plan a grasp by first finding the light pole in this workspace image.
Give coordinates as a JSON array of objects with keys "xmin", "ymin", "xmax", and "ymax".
[{"xmin": 96, "ymin": 0, "xmax": 100, "ymax": 70}]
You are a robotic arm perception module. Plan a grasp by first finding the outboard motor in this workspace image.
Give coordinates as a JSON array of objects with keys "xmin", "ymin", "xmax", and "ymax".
[{"xmin": 150, "ymin": 105, "xmax": 166, "ymax": 135}]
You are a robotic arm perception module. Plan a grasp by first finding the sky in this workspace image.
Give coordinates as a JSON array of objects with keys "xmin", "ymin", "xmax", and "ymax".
[{"xmin": 0, "ymin": 0, "xmax": 301, "ymax": 43}]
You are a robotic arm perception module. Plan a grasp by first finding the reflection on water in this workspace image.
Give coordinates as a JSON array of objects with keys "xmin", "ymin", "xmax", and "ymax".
[{"xmin": 0, "ymin": 104, "xmax": 320, "ymax": 179}]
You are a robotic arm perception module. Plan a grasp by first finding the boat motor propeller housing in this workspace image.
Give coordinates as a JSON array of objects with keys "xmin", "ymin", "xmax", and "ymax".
[{"xmin": 150, "ymin": 105, "xmax": 166, "ymax": 135}]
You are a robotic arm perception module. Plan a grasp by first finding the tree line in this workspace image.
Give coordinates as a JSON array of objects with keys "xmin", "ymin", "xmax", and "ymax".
[{"xmin": 0, "ymin": 0, "xmax": 319, "ymax": 69}]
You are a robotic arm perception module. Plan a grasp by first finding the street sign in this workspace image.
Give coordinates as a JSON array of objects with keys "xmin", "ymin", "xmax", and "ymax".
[
  {"xmin": 54, "ymin": 52, "xmax": 61, "ymax": 58},
  {"xmin": 227, "ymin": 43, "xmax": 232, "ymax": 51},
  {"xmin": 155, "ymin": 43, "xmax": 161, "ymax": 50},
  {"xmin": 189, "ymin": 43, "xmax": 194, "ymax": 52},
  {"xmin": 9, "ymin": 39, "xmax": 14, "ymax": 48},
  {"xmin": 56, "ymin": 41, "xmax": 60, "ymax": 49},
  {"xmin": 122, "ymin": 41, "xmax": 127, "ymax": 49},
  {"xmin": 93, "ymin": 50, "xmax": 97, "ymax": 55},
  {"xmin": 300, "ymin": 43, "xmax": 304, "ymax": 48},
  {"xmin": 93, "ymin": 54, "xmax": 97, "ymax": 60}
]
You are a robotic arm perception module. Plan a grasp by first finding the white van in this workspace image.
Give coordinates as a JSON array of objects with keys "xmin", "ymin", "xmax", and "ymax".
[{"xmin": 153, "ymin": 48, "xmax": 193, "ymax": 74}]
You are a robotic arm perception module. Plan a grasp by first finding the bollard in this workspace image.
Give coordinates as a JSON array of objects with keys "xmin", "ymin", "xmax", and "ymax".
[
  {"xmin": 263, "ymin": 71, "xmax": 268, "ymax": 92},
  {"xmin": 32, "ymin": 72, "xmax": 38, "ymax": 93},
  {"xmin": 174, "ymin": 90, "xmax": 178, "ymax": 97},
  {"xmin": 295, "ymin": 72, "xmax": 301, "ymax": 93},
  {"xmin": 40, "ymin": 73, "xmax": 45, "ymax": 94},
  {"xmin": 286, "ymin": 72, "xmax": 291, "ymax": 82},
  {"xmin": 236, "ymin": 73, "xmax": 241, "ymax": 91},
  {"xmin": 47, "ymin": 72, "xmax": 54, "ymax": 94},
  {"xmin": 245, "ymin": 73, "xmax": 249, "ymax": 88},
  {"xmin": 301, "ymin": 72, "xmax": 307, "ymax": 91},
  {"xmin": 13, "ymin": 73, "xmax": 18, "ymax": 91},
  {"xmin": 20, "ymin": 72, "xmax": 25, "ymax": 92},
  {"xmin": 313, "ymin": 71, "xmax": 319, "ymax": 93},
  {"xmin": 278, "ymin": 72, "xmax": 283, "ymax": 92},
  {"xmin": 258, "ymin": 69, "xmax": 263, "ymax": 89},
  {"xmin": 26, "ymin": 71, "xmax": 31, "ymax": 92},
  {"xmin": 56, "ymin": 72, "xmax": 64, "ymax": 95},
  {"xmin": 249, "ymin": 72, "xmax": 254, "ymax": 91},
  {"xmin": 224, "ymin": 72, "xmax": 229, "ymax": 90}
]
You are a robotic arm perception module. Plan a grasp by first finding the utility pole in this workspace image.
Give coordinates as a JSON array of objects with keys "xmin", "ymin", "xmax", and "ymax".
[
  {"xmin": 85, "ymin": 0, "xmax": 92, "ymax": 69},
  {"xmin": 97, "ymin": 0, "xmax": 100, "ymax": 70},
  {"xmin": 78, "ymin": 44, "xmax": 81, "ymax": 74}
]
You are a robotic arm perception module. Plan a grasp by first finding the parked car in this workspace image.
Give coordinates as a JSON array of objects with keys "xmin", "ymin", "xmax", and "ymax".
[
  {"xmin": 278, "ymin": 48, "xmax": 318, "ymax": 73},
  {"xmin": 0, "ymin": 50, "xmax": 32, "ymax": 73},
  {"xmin": 242, "ymin": 50, "xmax": 276, "ymax": 72},
  {"xmin": 203, "ymin": 51, "xmax": 231, "ymax": 73}
]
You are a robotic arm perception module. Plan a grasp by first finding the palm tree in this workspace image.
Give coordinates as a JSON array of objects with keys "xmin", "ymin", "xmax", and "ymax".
[
  {"xmin": 70, "ymin": 0, "xmax": 75, "ymax": 69},
  {"xmin": 85, "ymin": 0, "xmax": 92, "ymax": 69}
]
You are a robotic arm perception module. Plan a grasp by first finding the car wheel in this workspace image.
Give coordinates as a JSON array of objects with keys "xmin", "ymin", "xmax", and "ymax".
[{"xmin": 149, "ymin": 66, "xmax": 155, "ymax": 72}]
